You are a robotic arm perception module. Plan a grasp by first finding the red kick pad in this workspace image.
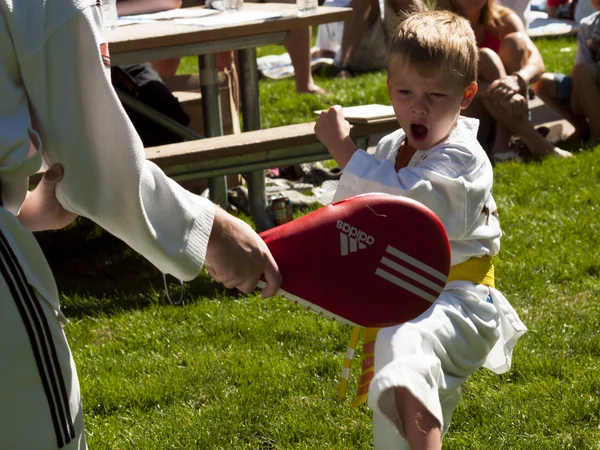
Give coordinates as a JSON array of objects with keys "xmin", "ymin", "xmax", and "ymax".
[{"xmin": 259, "ymin": 193, "xmax": 451, "ymax": 328}]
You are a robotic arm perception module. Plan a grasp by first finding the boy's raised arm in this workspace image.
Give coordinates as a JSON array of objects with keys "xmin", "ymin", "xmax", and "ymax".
[{"xmin": 315, "ymin": 105, "xmax": 358, "ymax": 169}]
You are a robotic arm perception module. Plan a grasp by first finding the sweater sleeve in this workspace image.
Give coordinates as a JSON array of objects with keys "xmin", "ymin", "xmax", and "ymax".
[{"xmin": 22, "ymin": 5, "xmax": 214, "ymax": 280}]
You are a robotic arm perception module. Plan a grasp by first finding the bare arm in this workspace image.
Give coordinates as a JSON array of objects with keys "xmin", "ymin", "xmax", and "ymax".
[
  {"xmin": 338, "ymin": 0, "xmax": 379, "ymax": 67},
  {"xmin": 338, "ymin": 0, "xmax": 424, "ymax": 68},
  {"xmin": 500, "ymin": 12, "xmax": 545, "ymax": 85},
  {"xmin": 314, "ymin": 106, "xmax": 357, "ymax": 169}
]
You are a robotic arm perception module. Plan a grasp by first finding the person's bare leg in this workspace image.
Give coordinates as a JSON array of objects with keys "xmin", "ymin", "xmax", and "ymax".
[
  {"xmin": 477, "ymin": 48, "xmax": 515, "ymax": 155},
  {"xmin": 480, "ymin": 45, "xmax": 571, "ymax": 158},
  {"xmin": 498, "ymin": 32, "xmax": 528, "ymax": 92},
  {"xmin": 498, "ymin": 32, "xmax": 571, "ymax": 156},
  {"xmin": 462, "ymin": 93, "xmax": 504, "ymax": 159},
  {"xmin": 547, "ymin": 5, "xmax": 559, "ymax": 17},
  {"xmin": 152, "ymin": 58, "xmax": 181, "ymax": 78},
  {"xmin": 533, "ymin": 74, "xmax": 589, "ymax": 140},
  {"xmin": 337, "ymin": 0, "xmax": 379, "ymax": 73},
  {"xmin": 395, "ymin": 387, "xmax": 442, "ymax": 450},
  {"xmin": 283, "ymin": 27, "xmax": 325, "ymax": 94},
  {"xmin": 572, "ymin": 62, "xmax": 600, "ymax": 142}
]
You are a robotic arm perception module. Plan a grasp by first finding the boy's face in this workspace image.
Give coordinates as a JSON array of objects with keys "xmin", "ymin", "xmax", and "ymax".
[{"xmin": 387, "ymin": 64, "xmax": 477, "ymax": 151}]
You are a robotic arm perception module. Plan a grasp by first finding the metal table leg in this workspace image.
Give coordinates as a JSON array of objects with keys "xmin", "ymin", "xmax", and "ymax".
[
  {"xmin": 199, "ymin": 53, "xmax": 228, "ymax": 208},
  {"xmin": 238, "ymin": 47, "xmax": 274, "ymax": 231}
]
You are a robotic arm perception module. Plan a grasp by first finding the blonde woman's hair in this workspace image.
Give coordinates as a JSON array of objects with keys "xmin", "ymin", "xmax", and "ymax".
[
  {"xmin": 388, "ymin": 10, "xmax": 478, "ymax": 88},
  {"xmin": 436, "ymin": 0, "xmax": 510, "ymax": 29}
]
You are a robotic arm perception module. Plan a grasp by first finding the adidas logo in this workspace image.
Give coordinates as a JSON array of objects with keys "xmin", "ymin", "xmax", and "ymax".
[
  {"xmin": 374, "ymin": 245, "xmax": 446, "ymax": 303},
  {"xmin": 337, "ymin": 220, "xmax": 375, "ymax": 256}
]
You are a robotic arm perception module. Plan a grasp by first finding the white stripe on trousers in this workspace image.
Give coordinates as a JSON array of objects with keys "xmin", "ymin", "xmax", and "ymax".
[{"xmin": 0, "ymin": 230, "xmax": 75, "ymax": 448}]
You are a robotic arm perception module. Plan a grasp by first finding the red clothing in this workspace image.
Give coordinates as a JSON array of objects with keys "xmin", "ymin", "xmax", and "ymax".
[
  {"xmin": 480, "ymin": 30, "xmax": 502, "ymax": 53},
  {"xmin": 546, "ymin": 0, "xmax": 568, "ymax": 7}
]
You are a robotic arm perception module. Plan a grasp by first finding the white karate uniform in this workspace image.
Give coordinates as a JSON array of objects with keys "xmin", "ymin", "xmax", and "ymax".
[
  {"xmin": 333, "ymin": 117, "xmax": 527, "ymax": 449},
  {"xmin": 0, "ymin": 2, "xmax": 214, "ymax": 448}
]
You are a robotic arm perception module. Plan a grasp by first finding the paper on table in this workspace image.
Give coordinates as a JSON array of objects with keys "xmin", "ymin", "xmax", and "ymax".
[
  {"xmin": 117, "ymin": 18, "xmax": 152, "ymax": 26},
  {"xmin": 176, "ymin": 10, "xmax": 283, "ymax": 27},
  {"xmin": 124, "ymin": 8, "xmax": 219, "ymax": 21},
  {"xmin": 314, "ymin": 104, "xmax": 395, "ymax": 124}
]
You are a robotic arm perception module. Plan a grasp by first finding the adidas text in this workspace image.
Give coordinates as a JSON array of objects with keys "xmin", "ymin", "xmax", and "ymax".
[{"xmin": 336, "ymin": 220, "xmax": 375, "ymax": 245}]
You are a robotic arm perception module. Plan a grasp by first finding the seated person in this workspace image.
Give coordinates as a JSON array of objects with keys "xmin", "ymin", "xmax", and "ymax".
[
  {"xmin": 547, "ymin": 0, "xmax": 596, "ymax": 21},
  {"xmin": 313, "ymin": 0, "xmax": 390, "ymax": 76},
  {"xmin": 313, "ymin": 0, "xmax": 423, "ymax": 77},
  {"xmin": 534, "ymin": 2, "xmax": 600, "ymax": 147},
  {"xmin": 118, "ymin": 0, "xmax": 183, "ymax": 78},
  {"xmin": 576, "ymin": 0, "xmax": 597, "ymax": 22},
  {"xmin": 546, "ymin": 0, "xmax": 575, "ymax": 18},
  {"xmin": 196, "ymin": 0, "xmax": 324, "ymax": 95},
  {"xmin": 246, "ymin": 0, "xmax": 325, "ymax": 94},
  {"xmin": 115, "ymin": 0, "xmax": 191, "ymax": 147},
  {"xmin": 438, "ymin": 0, "xmax": 573, "ymax": 159}
]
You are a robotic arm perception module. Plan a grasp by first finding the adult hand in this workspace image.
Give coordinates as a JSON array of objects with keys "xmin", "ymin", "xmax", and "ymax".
[
  {"xmin": 315, "ymin": 105, "xmax": 356, "ymax": 169},
  {"xmin": 501, "ymin": 92, "xmax": 528, "ymax": 119},
  {"xmin": 17, "ymin": 165, "xmax": 79, "ymax": 232},
  {"xmin": 488, "ymin": 75, "xmax": 521, "ymax": 103},
  {"xmin": 205, "ymin": 206, "xmax": 281, "ymax": 298}
]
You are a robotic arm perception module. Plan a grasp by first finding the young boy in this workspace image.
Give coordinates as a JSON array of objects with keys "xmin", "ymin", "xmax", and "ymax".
[
  {"xmin": 533, "ymin": 0, "xmax": 600, "ymax": 148},
  {"xmin": 315, "ymin": 10, "xmax": 527, "ymax": 450}
]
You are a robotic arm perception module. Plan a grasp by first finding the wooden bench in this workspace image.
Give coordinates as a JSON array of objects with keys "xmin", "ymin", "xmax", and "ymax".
[
  {"xmin": 147, "ymin": 117, "xmax": 398, "ymax": 229},
  {"xmin": 146, "ymin": 118, "xmax": 397, "ymax": 181},
  {"xmin": 31, "ymin": 115, "xmax": 399, "ymax": 229}
]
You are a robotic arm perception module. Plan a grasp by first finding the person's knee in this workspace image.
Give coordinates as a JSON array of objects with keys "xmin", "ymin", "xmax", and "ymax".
[
  {"xmin": 499, "ymin": 32, "xmax": 528, "ymax": 67},
  {"xmin": 533, "ymin": 73, "xmax": 555, "ymax": 100},
  {"xmin": 500, "ymin": 32, "xmax": 528, "ymax": 54},
  {"xmin": 478, "ymin": 47, "xmax": 505, "ymax": 81},
  {"xmin": 572, "ymin": 62, "xmax": 597, "ymax": 83}
]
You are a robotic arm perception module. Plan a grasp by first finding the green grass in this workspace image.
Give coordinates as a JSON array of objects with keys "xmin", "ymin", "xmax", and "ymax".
[
  {"xmin": 44, "ymin": 147, "xmax": 600, "ymax": 449},
  {"xmin": 38, "ymin": 35, "xmax": 600, "ymax": 448},
  {"xmin": 177, "ymin": 36, "xmax": 580, "ymax": 129}
]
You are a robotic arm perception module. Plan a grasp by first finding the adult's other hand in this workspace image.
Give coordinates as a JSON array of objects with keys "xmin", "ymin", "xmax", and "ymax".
[{"xmin": 205, "ymin": 206, "xmax": 281, "ymax": 298}]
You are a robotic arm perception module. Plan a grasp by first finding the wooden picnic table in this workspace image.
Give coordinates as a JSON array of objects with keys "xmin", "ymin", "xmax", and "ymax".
[{"xmin": 107, "ymin": 3, "xmax": 352, "ymax": 230}]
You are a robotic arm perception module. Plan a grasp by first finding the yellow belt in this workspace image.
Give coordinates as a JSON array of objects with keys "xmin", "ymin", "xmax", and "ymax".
[{"xmin": 340, "ymin": 256, "xmax": 495, "ymax": 406}]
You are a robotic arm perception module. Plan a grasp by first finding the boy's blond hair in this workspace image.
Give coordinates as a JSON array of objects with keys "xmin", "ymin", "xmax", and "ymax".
[{"xmin": 388, "ymin": 10, "xmax": 478, "ymax": 88}]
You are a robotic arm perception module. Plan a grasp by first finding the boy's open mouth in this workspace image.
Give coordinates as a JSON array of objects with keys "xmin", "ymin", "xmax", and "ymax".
[{"xmin": 410, "ymin": 123, "xmax": 429, "ymax": 142}]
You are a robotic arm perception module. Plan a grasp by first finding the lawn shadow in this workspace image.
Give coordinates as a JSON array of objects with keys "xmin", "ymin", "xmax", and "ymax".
[{"xmin": 36, "ymin": 219, "xmax": 237, "ymax": 319}]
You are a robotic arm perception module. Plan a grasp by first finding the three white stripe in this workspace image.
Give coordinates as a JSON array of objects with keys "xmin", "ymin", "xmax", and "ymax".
[
  {"xmin": 340, "ymin": 233, "xmax": 366, "ymax": 256},
  {"xmin": 375, "ymin": 245, "xmax": 446, "ymax": 302}
]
